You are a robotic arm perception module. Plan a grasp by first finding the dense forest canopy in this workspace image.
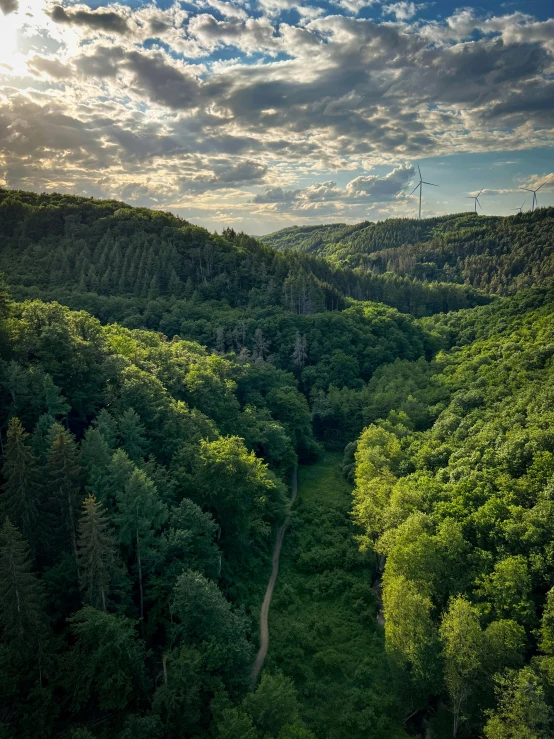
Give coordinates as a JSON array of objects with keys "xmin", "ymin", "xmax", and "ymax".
[
  {"xmin": 262, "ymin": 208, "xmax": 554, "ymax": 296},
  {"xmin": 1, "ymin": 188, "xmax": 554, "ymax": 738}
]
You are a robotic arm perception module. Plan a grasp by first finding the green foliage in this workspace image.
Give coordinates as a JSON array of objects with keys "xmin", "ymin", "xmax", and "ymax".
[
  {"xmin": 77, "ymin": 495, "xmax": 120, "ymax": 611},
  {"xmin": 63, "ymin": 606, "xmax": 147, "ymax": 714},
  {"xmin": 263, "ymin": 209, "xmax": 554, "ymax": 298},
  {"xmin": 484, "ymin": 668, "xmax": 552, "ymax": 739},
  {"xmin": 1, "ymin": 417, "xmax": 41, "ymax": 551}
]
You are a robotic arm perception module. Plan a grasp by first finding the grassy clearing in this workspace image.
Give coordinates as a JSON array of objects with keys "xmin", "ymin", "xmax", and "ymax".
[{"xmin": 263, "ymin": 453, "xmax": 407, "ymax": 739}]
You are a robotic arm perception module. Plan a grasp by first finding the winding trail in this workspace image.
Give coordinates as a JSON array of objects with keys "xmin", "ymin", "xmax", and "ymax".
[{"xmin": 252, "ymin": 466, "xmax": 298, "ymax": 679}]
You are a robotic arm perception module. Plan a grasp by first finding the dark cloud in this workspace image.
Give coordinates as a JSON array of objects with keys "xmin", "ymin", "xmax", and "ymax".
[
  {"xmin": 51, "ymin": 5, "xmax": 130, "ymax": 34},
  {"xmin": 0, "ymin": 0, "xmax": 17, "ymax": 15},
  {"xmin": 123, "ymin": 51, "xmax": 200, "ymax": 109},
  {"xmin": 252, "ymin": 186, "xmax": 301, "ymax": 203},
  {"xmin": 212, "ymin": 159, "xmax": 267, "ymax": 183},
  {"xmin": 27, "ymin": 55, "xmax": 73, "ymax": 79}
]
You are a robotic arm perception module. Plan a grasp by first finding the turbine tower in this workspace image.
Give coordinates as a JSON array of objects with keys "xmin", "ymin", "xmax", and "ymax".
[
  {"xmin": 512, "ymin": 201, "xmax": 525, "ymax": 214},
  {"xmin": 410, "ymin": 164, "xmax": 438, "ymax": 220},
  {"xmin": 523, "ymin": 182, "xmax": 545, "ymax": 212},
  {"xmin": 466, "ymin": 189, "xmax": 483, "ymax": 214}
]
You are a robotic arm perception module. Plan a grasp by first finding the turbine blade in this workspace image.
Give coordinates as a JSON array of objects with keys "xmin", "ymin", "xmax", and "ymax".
[
  {"xmin": 523, "ymin": 188, "xmax": 534, "ymax": 193},
  {"xmin": 423, "ymin": 182, "xmax": 438, "ymax": 187},
  {"xmin": 478, "ymin": 188, "xmax": 483, "ymax": 196},
  {"xmin": 417, "ymin": 164, "xmax": 422, "ymax": 179},
  {"xmin": 410, "ymin": 184, "xmax": 420, "ymax": 196},
  {"xmin": 537, "ymin": 182, "xmax": 546, "ymax": 191}
]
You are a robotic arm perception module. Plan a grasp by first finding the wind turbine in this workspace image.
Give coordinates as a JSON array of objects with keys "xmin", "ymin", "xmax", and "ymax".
[
  {"xmin": 410, "ymin": 165, "xmax": 438, "ymax": 220},
  {"xmin": 523, "ymin": 182, "xmax": 545, "ymax": 212},
  {"xmin": 512, "ymin": 201, "xmax": 525, "ymax": 213},
  {"xmin": 466, "ymin": 188, "xmax": 483, "ymax": 214}
]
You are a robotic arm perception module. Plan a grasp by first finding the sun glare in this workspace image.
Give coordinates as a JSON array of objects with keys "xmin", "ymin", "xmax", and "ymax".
[{"xmin": 0, "ymin": 15, "xmax": 19, "ymax": 67}]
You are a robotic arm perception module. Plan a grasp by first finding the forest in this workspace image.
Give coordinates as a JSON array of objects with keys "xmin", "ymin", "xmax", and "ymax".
[
  {"xmin": 263, "ymin": 208, "xmax": 554, "ymax": 296},
  {"xmin": 1, "ymin": 188, "xmax": 554, "ymax": 738}
]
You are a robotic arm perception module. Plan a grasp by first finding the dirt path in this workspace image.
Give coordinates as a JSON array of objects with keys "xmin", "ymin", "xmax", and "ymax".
[{"xmin": 252, "ymin": 466, "xmax": 298, "ymax": 679}]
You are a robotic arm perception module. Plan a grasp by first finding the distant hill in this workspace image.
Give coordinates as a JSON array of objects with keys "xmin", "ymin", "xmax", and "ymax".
[
  {"xmin": 0, "ymin": 189, "xmax": 487, "ymax": 319},
  {"xmin": 262, "ymin": 208, "xmax": 554, "ymax": 295}
]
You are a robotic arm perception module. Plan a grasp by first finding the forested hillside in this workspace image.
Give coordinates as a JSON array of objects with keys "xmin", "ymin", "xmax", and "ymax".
[
  {"xmin": 263, "ymin": 209, "xmax": 554, "ymax": 296},
  {"xmin": 350, "ymin": 285, "xmax": 554, "ymax": 737},
  {"xmin": 0, "ymin": 190, "xmax": 486, "ymax": 321},
  {"xmin": 2, "ymin": 188, "xmax": 554, "ymax": 738}
]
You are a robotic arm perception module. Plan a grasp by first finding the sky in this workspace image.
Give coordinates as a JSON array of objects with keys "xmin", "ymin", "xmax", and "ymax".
[{"xmin": 0, "ymin": 0, "xmax": 553, "ymax": 234}]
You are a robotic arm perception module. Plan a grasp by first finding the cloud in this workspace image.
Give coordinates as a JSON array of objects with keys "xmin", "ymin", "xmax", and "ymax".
[
  {"xmin": 50, "ymin": 5, "xmax": 130, "ymax": 34},
  {"xmin": 252, "ymin": 165, "xmax": 414, "ymax": 209},
  {"xmin": 0, "ymin": 0, "xmax": 17, "ymax": 15},
  {"xmin": 382, "ymin": 2, "xmax": 423, "ymax": 21}
]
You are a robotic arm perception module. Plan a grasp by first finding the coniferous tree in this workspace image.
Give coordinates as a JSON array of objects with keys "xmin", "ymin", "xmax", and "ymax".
[
  {"xmin": 0, "ymin": 518, "xmax": 47, "ymax": 660},
  {"xmin": 46, "ymin": 425, "xmax": 82, "ymax": 564},
  {"xmin": 119, "ymin": 408, "xmax": 148, "ymax": 462},
  {"xmin": 77, "ymin": 495, "xmax": 119, "ymax": 612},
  {"xmin": 115, "ymin": 469, "xmax": 167, "ymax": 623},
  {"xmin": 1, "ymin": 418, "xmax": 41, "ymax": 551},
  {"xmin": 80, "ymin": 427, "xmax": 112, "ymax": 501},
  {"xmin": 93, "ymin": 409, "xmax": 119, "ymax": 450},
  {"xmin": 31, "ymin": 413, "xmax": 56, "ymax": 464}
]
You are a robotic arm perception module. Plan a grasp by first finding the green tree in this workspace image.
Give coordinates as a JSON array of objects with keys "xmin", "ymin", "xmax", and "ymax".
[
  {"xmin": 77, "ymin": 494, "xmax": 119, "ymax": 611},
  {"xmin": 0, "ymin": 518, "xmax": 47, "ymax": 661},
  {"xmin": 244, "ymin": 672, "xmax": 301, "ymax": 737},
  {"xmin": 46, "ymin": 425, "xmax": 82, "ymax": 563},
  {"xmin": 63, "ymin": 606, "xmax": 147, "ymax": 714},
  {"xmin": 484, "ymin": 668, "xmax": 551, "ymax": 739},
  {"xmin": 1, "ymin": 417, "xmax": 41, "ymax": 551},
  {"xmin": 383, "ymin": 574, "xmax": 441, "ymax": 715},
  {"xmin": 214, "ymin": 707, "xmax": 257, "ymax": 739},
  {"xmin": 152, "ymin": 645, "xmax": 203, "ymax": 737},
  {"xmin": 440, "ymin": 596, "xmax": 485, "ymax": 737},
  {"xmin": 194, "ymin": 436, "xmax": 286, "ymax": 556},
  {"xmin": 115, "ymin": 468, "xmax": 167, "ymax": 622},
  {"xmin": 477, "ymin": 556, "xmax": 535, "ymax": 626},
  {"xmin": 170, "ymin": 569, "xmax": 252, "ymax": 694},
  {"xmin": 80, "ymin": 427, "xmax": 112, "ymax": 501},
  {"xmin": 119, "ymin": 407, "xmax": 148, "ymax": 462}
]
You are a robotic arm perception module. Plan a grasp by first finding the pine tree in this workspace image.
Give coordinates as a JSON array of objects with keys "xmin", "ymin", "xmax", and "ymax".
[
  {"xmin": 77, "ymin": 495, "xmax": 119, "ymax": 612},
  {"xmin": 115, "ymin": 469, "xmax": 167, "ymax": 623},
  {"xmin": 41, "ymin": 373, "xmax": 70, "ymax": 418},
  {"xmin": 93, "ymin": 409, "xmax": 119, "ymax": 450},
  {"xmin": 31, "ymin": 413, "xmax": 56, "ymax": 465},
  {"xmin": 0, "ymin": 518, "xmax": 47, "ymax": 660},
  {"xmin": 46, "ymin": 426, "xmax": 82, "ymax": 564},
  {"xmin": 80, "ymin": 427, "xmax": 112, "ymax": 501},
  {"xmin": 1, "ymin": 418, "xmax": 41, "ymax": 551},
  {"xmin": 119, "ymin": 408, "xmax": 148, "ymax": 462}
]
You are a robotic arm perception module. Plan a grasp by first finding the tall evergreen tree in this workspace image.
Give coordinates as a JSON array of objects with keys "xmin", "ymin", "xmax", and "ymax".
[
  {"xmin": 77, "ymin": 495, "xmax": 119, "ymax": 612},
  {"xmin": 80, "ymin": 427, "xmax": 112, "ymax": 501},
  {"xmin": 119, "ymin": 408, "xmax": 148, "ymax": 462},
  {"xmin": 0, "ymin": 518, "xmax": 47, "ymax": 661},
  {"xmin": 1, "ymin": 418, "xmax": 41, "ymax": 551},
  {"xmin": 115, "ymin": 469, "xmax": 167, "ymax": 623},
  {"xmin": 46, "ymin": 426, "xmax": 82, "ymax": 564}
]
